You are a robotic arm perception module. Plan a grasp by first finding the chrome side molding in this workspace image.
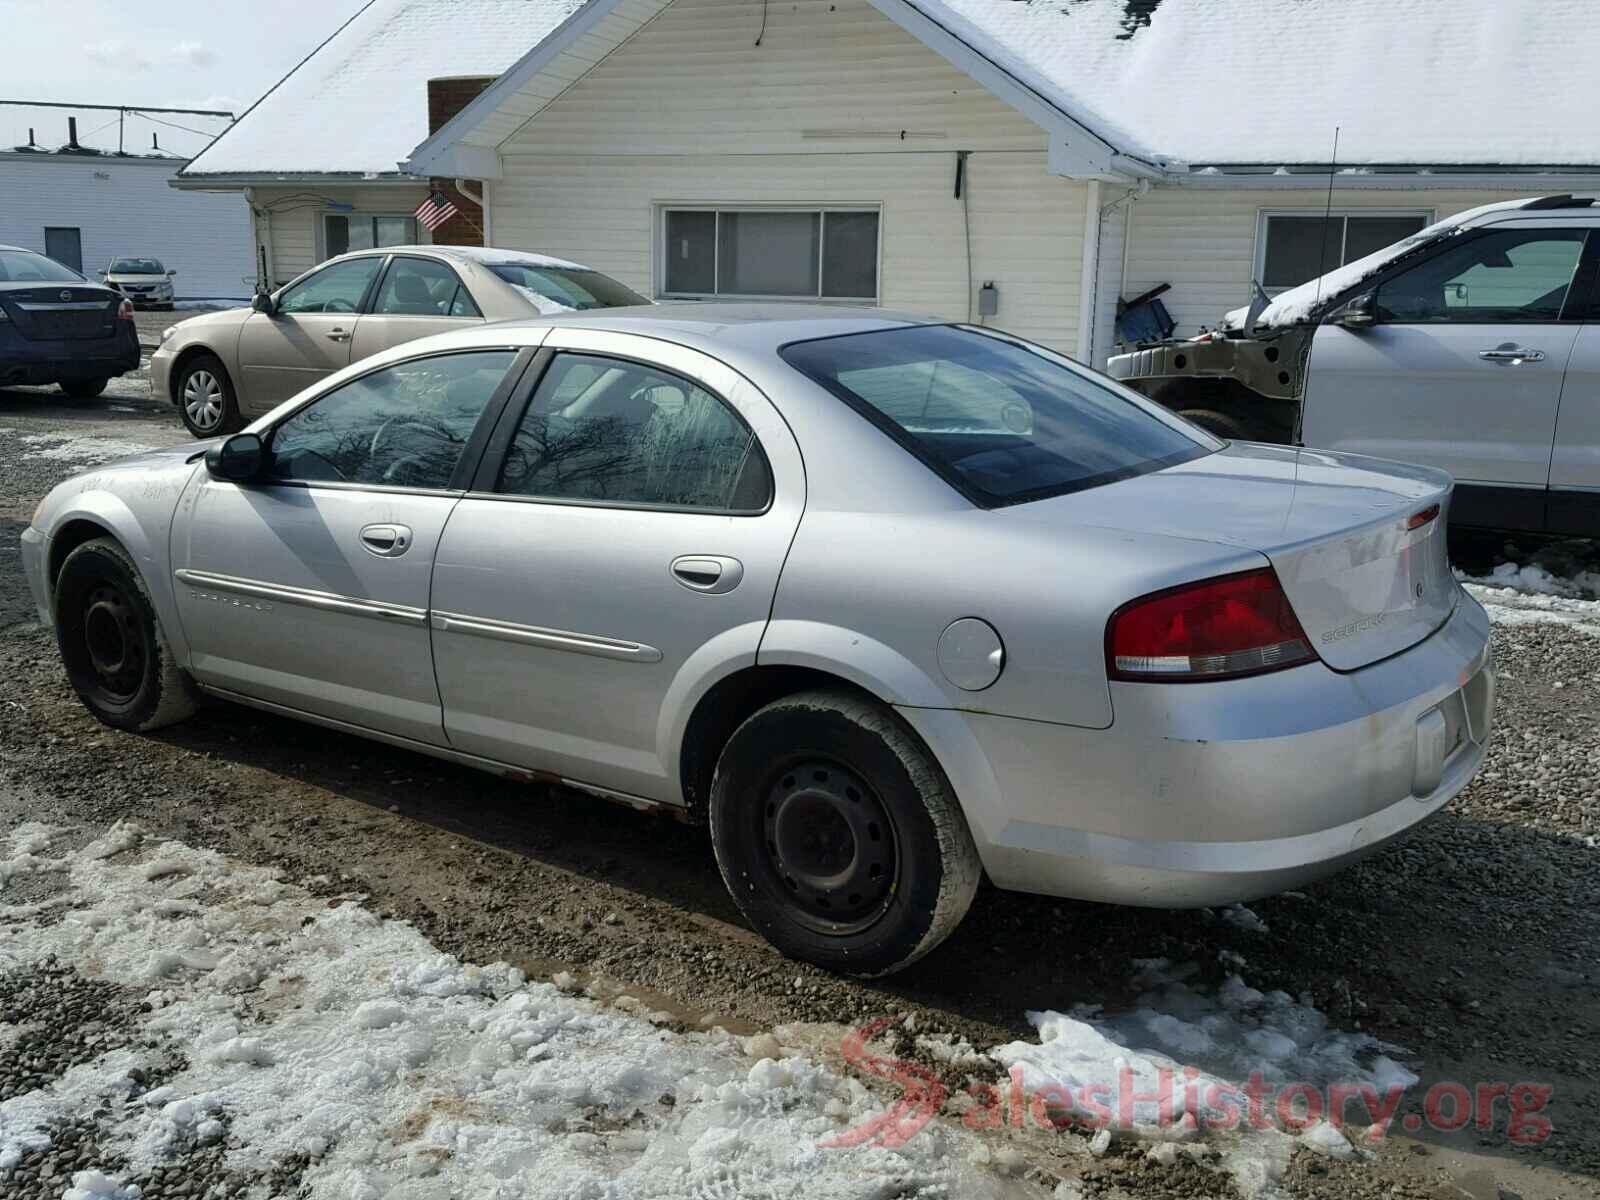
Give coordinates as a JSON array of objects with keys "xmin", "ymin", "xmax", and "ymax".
[
  {"xmin": 173, "ymin": 569, "xmax": 429, "ymax": 626},
  {"xmin": 429, "ymin": 610, "xmax": 663, "ymax": 664}
]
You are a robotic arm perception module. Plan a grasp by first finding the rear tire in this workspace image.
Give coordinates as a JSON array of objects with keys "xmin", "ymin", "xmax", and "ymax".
[
  {"xmin": 709, "ymin": 689, "xmax": 981, "ymax": 976},
  {"xmin": 1178, "ymin": 407, "xmax": 1248, "ymax": 440},
  {"xmin": 54, "ymin": 537, "xmax": 197, "ymax": 732},
  {"xmin": 60, "ymin": 377, "xmax": 108, "ymax": 400},
  {"xmin": 176, "ymin": 353, "xmax": 242, "ymax": 438}
]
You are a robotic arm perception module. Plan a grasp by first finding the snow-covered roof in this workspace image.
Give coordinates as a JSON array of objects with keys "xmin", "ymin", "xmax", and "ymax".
[
  {"xmin": 180, "ymin": 0, "xmax": 583, "ymax": 179},
  {"xmin": 921, "ymin": 0, "xmax": 1600, "ymax": 168}
]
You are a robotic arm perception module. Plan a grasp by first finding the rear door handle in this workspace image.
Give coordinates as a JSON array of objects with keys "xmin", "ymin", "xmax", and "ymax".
[
  {"xmin": 671, "ymin": 555, "xmax": 744, "ymax": 594},
  {"xmin": 1478, "ymin": 346, "xmax": 1544, "ymax": 363},
  {"xmin": 326, "ymin": 327, "xmax": 352, "ymax": 342},
  {"xmin": 360, "ymin": 523, "xmax": 412, "ymax": 557}
]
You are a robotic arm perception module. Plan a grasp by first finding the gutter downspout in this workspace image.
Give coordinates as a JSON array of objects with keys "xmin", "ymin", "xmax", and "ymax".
[
  {"xmin": 1075, "ymin": 179, "xmax": 1102, "ymax": 363},
  {"xmin": 245, "ymin": 186, "xmax": 275, "ymax": 291},
  {"xmin": 455, "ymin": 178, "xmax": 491, "ymax": 246}
]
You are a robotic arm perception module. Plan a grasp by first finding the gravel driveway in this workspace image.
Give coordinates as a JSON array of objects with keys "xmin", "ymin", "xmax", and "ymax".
[{"xmin": 2, "ymin": 366, "xmax": 1598, "ymax": 1199}]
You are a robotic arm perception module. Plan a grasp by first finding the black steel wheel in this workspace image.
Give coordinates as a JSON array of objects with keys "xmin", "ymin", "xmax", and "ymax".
[
  {"xmin": 54, "ymin": 537, "xmax": 197, "ymax": 731},
  {"xmin": 709, "ymin": 689, "xmax": 981, "ymax": 976}
]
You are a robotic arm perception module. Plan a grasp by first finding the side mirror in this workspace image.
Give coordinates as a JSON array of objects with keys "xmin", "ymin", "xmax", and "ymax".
[
  {"xmin": 167, "ymin": 269, "xmax": 178, "ymax": 277},
  {"xmin": 205, "ymin": 432, "xmax": 266, "ymax": 482},
  {"xmin": 1330, "ymin": 291, "xmax": 1377, "ymax": 330},
  {"xmin": 251, "ymin": 292, "xmax": 276, "ymax": 315}
]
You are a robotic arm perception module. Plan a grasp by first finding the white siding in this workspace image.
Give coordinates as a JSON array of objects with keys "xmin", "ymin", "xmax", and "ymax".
[
  {"xmin": 0, "ymin": 155, "xmax": 252, "ymax": 298},
  {"xmin": 486, "ymin": 0, "xmax": 1085, "ymax": 353},
  {"xmin": 1117, "ymin": 185, "xmax": 1548, "ymax": 341},
  {"xmin": 498, "ymin": 0, "xmax": 1046, "ymax": 157},
  {"xmin": 249, "ymin": 185, "xmax": 430, "ymax": 286},
  {"xmin": 492, "ymin": 152, "xmax": 1086, "ymax": 352}
]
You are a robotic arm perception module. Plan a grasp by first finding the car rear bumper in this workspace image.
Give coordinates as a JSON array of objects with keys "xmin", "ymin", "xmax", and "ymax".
[
  {"xmin": 0, "ymin": 325, "xmax": 140, "ymax": 383},
  {"xmin": 900, "ymin": 590, "xmax": 1494, "ymax": 907}
]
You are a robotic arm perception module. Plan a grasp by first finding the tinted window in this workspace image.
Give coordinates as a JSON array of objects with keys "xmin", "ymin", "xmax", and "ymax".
[
  {"xmin": 375, "ymin": 257, "xmax": 481, "ymax": 317},
  {"xmin": 496, "ymin": 353, "xmax": 770, "ymax": 511},
  {"xmin": 269, "ymin": 351, "xmax": 515, "ymax": 489},
  {"xmin": 781, "ymin": 325, "xmax": 1210, "ymax": 507},
  {"xmin": 1375, "ymin": 229, "xmax": 1586, "ymax": 323},
  {"xmin": 0, "ymin": 249, "xmax": 82, "ymax": 283},
  {"xmin": 277, "ymin": 258, "xmax": 382, "ymax": 315},
  {"xmin": 489, "ymin": 264, "xmax": 647, "ymax": 311}
]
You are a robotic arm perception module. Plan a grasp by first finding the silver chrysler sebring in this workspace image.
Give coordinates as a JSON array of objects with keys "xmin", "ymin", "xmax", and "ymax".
[{"xmin": 21, "ymin": 306, "xmax": 1494, "ymax": 975}]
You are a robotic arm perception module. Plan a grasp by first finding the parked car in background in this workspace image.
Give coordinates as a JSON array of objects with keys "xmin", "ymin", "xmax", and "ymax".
[
  {"xmin": 151, "ymin": 246, "xmax": 648, "ymax": 436},
  {"xmin": 1107, "ymin": 195, "xmax": 1600, "ymax": 536},
  {"xmin": 23, "ymin": 307, "xmax": 1493, "ymax": 975},
  {"xmin": 101, "ymin": 257, "xmax": 177, "ymax": 310},
  {"xmin": 0, "ymin": 244, "xmax": 139, "ymax": 399}
]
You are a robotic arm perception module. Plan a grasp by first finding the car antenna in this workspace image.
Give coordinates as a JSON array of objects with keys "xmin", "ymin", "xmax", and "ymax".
[{"xmin": 1311, "ymin": 126, "xmax": 1340, "ymax": 311}]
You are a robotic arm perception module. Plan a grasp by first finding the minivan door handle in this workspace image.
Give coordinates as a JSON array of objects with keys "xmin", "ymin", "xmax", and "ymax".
[
  {"xmin": 671, "ymin": 555, "xmax": 744, "ymax": 594},
  {"xmin": 360, "ymin": 523, "xmax": 412, "ymax": 557},
  {"xmin": 1478, "ymin": 346, "xmax": 1545, "ymax": 364}
]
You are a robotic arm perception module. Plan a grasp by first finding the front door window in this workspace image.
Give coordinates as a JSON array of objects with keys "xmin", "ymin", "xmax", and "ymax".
[
  {"xmin": 1374, "ymin": 230, "xmax": 1587, "ymax": 323},
  {"xmin": 276, "ymin": 257, "xmax": 383, "ymax": 315}
]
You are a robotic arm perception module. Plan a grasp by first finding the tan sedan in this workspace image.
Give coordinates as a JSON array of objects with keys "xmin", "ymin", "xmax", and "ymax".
[{"xmin": 150, "ymin": 245, "xmax": 647, "ymax": 436}]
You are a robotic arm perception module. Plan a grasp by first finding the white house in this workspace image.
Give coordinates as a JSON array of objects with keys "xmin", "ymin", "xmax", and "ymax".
[
  {"xmin": 399, "ymin": 0, "xmax": 1600, "ymax": 364},
  {"xmin": 172, "ymin": 0, "xmax": 588, "ymax": 289},
  {"xmin": 0, "ymin": 104, "xmax": 253, "ymax": 298}
]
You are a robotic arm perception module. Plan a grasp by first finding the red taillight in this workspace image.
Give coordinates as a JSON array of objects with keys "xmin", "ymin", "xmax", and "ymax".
[
  {"xmin": 1406, "ymin": 503, "xmax": 1440, "ymax": 531},
  {"xmin": 116, "ymin": 298, "xmax": 134, "ymax": 321},
  {"xmin": 1107, "ymin": 568, "xmax": 1315, "ymax": 682}
]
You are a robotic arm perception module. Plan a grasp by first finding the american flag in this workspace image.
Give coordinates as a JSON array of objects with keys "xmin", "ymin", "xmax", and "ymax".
[{"xmin": 413, "ymin": 191, "xmax": 460, "ymax": 232}]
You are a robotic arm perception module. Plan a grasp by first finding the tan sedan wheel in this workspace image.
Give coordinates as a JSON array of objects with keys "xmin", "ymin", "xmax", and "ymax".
[{"xmin": 178, "ymin": 354, "xmax": 242, "ymax": 438}]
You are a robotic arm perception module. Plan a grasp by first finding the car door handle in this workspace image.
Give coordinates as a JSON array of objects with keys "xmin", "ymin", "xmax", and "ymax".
[
  {"xmin": 1478, "ymin": 347, "xmax": 1545, "ymax": 363},
  {"xmin": 360, "ymin": 523, "xmax": 412, "ymax": 557},
  {"xmin": 671, "ymin": 555, "xmax": 744, "ymax": 594},
  {"xmin": 326, "ymin": 327, "xmax": 352, "ymax": 342}
]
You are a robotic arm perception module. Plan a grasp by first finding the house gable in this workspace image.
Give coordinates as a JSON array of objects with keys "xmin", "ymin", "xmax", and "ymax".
[{"xmin": 501, "ymin": 0, "xmax": 1048, "ymax": 158}]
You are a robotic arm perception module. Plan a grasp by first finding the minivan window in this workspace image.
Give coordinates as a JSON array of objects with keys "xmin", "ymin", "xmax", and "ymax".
[{"xmin": 781, "ymin": 325, "xmax": 1211, "ymax": 507}]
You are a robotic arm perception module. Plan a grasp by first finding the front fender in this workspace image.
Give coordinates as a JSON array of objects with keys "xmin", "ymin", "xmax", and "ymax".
[{"xmin": 36, "ymin": 467, "xmax": 199, "ymax": 665}]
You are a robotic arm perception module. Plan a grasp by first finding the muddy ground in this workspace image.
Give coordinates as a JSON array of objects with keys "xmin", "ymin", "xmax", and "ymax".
[{"xmin": 2, "ymin": 362, "xmax": 1597, "ymax": 1199}]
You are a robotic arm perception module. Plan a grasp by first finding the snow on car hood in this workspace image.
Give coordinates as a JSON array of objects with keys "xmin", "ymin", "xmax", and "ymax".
[{"xmin": 1221, "ymin": 197, "xmax": 1537, "ymax": 331}]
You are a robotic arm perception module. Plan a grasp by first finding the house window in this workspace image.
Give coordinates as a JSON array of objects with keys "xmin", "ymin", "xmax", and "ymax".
[
  {"xmin": 1257, "ymin": 211, "xmax": 1431, "ymax": 292},
  {"xmin": 323, "ymin": 213, "xmax": 418, "ymax": 259},
  {"xmin": 660, "ymin": 207, "xmax": 880, "ymax": 301}
]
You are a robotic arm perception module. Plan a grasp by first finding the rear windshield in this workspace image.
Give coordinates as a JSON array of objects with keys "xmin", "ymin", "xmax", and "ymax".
[
  {"xmin": 781, "ymin": 325, "xmax": 1211, "ymax": 507},
  {"xmin": 489, "ymin": 264, "xmax": 647, "ymax": 311},
  {"xmin": 0, "ymin": 249, "xmax": 83, "ymax": 283},
  {"xmin": 110, "ymin": 258, "xmax": 164, "ymax": 273}
]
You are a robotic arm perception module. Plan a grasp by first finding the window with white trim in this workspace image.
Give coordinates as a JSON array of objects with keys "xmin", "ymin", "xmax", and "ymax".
[
  {"xmin": 1256, "ymin": 210, "xmax": 1431, "ymax": 293},
  {"xmin": 660, "ymin": 207, "xmax": 880, "ymax": 301},
  {"xmin": 323, "ymin": 213, "xmax": 418, "ymax": 260}
]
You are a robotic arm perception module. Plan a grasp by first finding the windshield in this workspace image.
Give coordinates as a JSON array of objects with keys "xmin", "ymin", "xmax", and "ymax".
[
  {"xmin": 490, "ymin": 264, "xmax": 647, "ymax": 311},
  {"xmin": 109, "ymin": 258, "xmax": 164, "ymax": 274},
  {"xmin": 0, "ymin": 249, "xmax": 84, "ymax": 283},
  {"xmin": 781, "ymin": 325, "xmax": 1213, "ymax": 507}
]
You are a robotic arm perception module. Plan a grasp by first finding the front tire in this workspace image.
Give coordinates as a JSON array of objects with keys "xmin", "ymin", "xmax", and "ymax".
[
  {"xmin": 54, "ymin": 537, "xmax": 197, "ymax": 732},
  {"xmin": 709, "ymin": 689, "xmax": 981, "ymax": 976},
  {"xmin": 176, "ymin": 354, "xmax": 242, "ymax": 438},
  {"xmin": 60, "ymin": 377, "xmax": 108, "ymax": 400}
]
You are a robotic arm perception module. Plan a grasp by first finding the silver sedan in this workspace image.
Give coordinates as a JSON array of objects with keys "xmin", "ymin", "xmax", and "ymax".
[{"xmin": 21, "ymin": 307, "xmax": 1494, "ymax": 975}]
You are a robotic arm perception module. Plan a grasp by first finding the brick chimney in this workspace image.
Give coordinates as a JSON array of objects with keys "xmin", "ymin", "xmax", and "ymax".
[{"xmin": 423, "ymin": 77, "xmax": 496, "ymax": 247}]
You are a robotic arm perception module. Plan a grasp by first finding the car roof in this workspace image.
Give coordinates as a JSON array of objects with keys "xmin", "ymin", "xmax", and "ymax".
[
  {"xmin": 329, "ymin": 245, "xmax": 593, "ymax": 272},
  {"xmin": 499, "ymin": 302, "xmax": 939, "ymax": 354}
]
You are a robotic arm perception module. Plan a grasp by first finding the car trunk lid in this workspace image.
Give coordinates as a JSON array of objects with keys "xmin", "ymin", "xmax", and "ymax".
[
  {"xmin": 1009, "ymin": 442, "xmax": 1458, "ymax": 672},
  {"xmin": 1, "ymin": 287, "xmax": 119, "ymax": 340}
]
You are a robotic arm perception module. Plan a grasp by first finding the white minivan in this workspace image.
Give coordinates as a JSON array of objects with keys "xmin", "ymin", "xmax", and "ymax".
[{"xmin": 1107, "ymin": 196, "xmax": 1600, "ymax": 536}]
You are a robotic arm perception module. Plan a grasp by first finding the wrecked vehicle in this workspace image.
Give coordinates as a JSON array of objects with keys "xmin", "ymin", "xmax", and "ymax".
[{"xmin": 1107, "ymin": 195, "xmax": 1600, "ymax": 534}]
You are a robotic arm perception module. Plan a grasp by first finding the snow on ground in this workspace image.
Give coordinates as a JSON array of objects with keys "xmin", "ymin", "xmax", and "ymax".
[
  {"xmin": 1458, "ymin": 563, "xmax": 1600, "ymax": 636},
  {"xmin": 0, "ymin": 822, "xmax": 1027, "ymax": 1200},
  {"xmin": 992, "ymin": 958, "xmax": 1415, "ymax": 1195},
  {"xmin": 1, "ymin": 431, "xmax": 162, "ymax": 466}
]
